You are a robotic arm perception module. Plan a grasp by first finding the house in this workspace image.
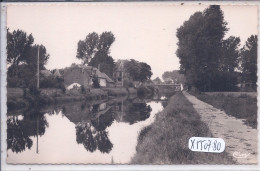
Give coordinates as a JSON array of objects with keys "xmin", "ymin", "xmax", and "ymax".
[
  {"xmin": 63, "ymin": 64, "xmax": 114, "ymax": 88},
  {"xmin": 53, "ymin": 69, "xmax": 62, "ymax": 77},
  {"xmin": 96, "ymin": 71, "xmax": 114, "ymax": 87}
]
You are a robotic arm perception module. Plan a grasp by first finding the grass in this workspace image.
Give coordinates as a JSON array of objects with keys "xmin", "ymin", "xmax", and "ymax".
[
  {"xmin": 192, "ymin": 92, "xmax": 257, "ymax": 129},
  {"xmin": 132, "ymin": 92, "xmax": 234, "ymax": 164}
]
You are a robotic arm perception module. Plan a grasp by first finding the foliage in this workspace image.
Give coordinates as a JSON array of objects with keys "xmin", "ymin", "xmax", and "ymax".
[
  {"xmin": 89, "ymin": 50, "xmax": 115, "ymax": 78},
  {"xmin": 240, "ymin": 35, "xmax": 257, "ymax": 91},
  {"xmin": 7, "ymin": 110, "xmax": 48, "ymax": 153},
  {"xmin": 124, "ymin": 103, "xmax": 152, "ymax": 124},
  {"xmin": 123, "ymin": 59, "xmax": 153, "ymax": 82},
  {"xmin": 7, "ymin": 29, "xmax": 34, "ymax": 67},
  {"xmin": 77, "ymin": 32, "xmax": 115, "ymax": 78},
  {"xmin": 76, "ymin": 32, "xmax": 99, "ymax": 65},
  {"xmin": 40, "ymin": 75, "xmax": 64, "ymax": 89},
  {"xmin": 162, "ymin": 70, "xmax": 186, "ymax": 84},
  {"xmin": 7, "ymin": 29, "xmax": 50, "ymax": 88},
  {"xmin": 176, "ymin": 6, "xmax": 241, "ymax": 91},
  {"xmin": 137, "ymin": 85, "xmax": 155, "ymax": 98},
  {"xmin": 152, "ymin": 77, "xmax": 162, "ymax": 84}
]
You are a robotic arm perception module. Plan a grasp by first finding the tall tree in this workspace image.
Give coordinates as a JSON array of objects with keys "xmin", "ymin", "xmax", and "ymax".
[
  {"xmin": 76, "ymin": 32, "xmax": 99, "ymax": 65},
  {"xmin": 176, "ymin": 5, "xmax": 229, "ymax": 91},
  {"xmin": 7, "ymin": 29, "xmax": 34, "ymax": 67},
  {"xmin": 7, "ymin": 29, "xmax": 50, "ymax": 88},
  {"xmin": 219, "ymin": 36, "xmax": 240, "ymax": 72},
  {"xmin": 241, "ymin": 35, "xmax": 257, "ymax": 90},
  {"xmin": 88, "ymin": 50, "xmax": 115, "ymax": 78},
  {"xmin": 97, "ymin": 31, "xmax": 115, "ymax": 53},
  {"xmin": 77, "ymin": 32, "xmax": 116, "ymax": 78},
  {"xmin": 76, "ymin": 32, "xmax": 115, "ymax": 65}
]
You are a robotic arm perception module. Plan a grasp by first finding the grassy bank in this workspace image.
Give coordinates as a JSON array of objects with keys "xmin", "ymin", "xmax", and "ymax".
[
  {"xmin": 192, "ymin": 92, "xmax": 257, "ymax": 129},
  {"xmin": 7, "ymin": 87, "xmax": 137, "ymax": 111},
  {"xmin": 132, "ymin": 92, "xmax": 234, "ymax": 164},
  {"xmin": 7, "ymin": 88, "xmax": 108, "ymax": 111}
]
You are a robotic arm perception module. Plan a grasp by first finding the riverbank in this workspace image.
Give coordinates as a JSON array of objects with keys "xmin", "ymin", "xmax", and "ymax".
[
  {"xmin": 132, "ymin": 92, "xmax": 234, "ymax": 164},
  {"xmin": 191, "ymin": 92, "xmax": 257, "ymax": 128},
  {"xmin": 7, "ymin": 87, "xmax": 137, "ymax": 111}
]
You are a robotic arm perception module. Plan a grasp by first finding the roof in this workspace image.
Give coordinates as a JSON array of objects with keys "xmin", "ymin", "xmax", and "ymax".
[
  {"xmin": 96, "ymin": 70, "xmax": 114, "ymax": 83},
  {"xmin": 53, "ymin": 69, "xmax": 62, "ymax": 77},
  {"xmin": 64, "ymin": 64, "xmax": 114, "ymax": 83}
]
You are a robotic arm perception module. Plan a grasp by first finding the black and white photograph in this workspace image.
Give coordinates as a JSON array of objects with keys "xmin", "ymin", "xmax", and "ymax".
[{"xmin": 4, "ymin": 3, "xmax": 258, "ymax": 165}]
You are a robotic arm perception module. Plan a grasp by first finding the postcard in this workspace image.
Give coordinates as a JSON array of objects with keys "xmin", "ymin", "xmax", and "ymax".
[{"xmin": 2, "ymin": 2, "xmax": 258, "ymax": 167}]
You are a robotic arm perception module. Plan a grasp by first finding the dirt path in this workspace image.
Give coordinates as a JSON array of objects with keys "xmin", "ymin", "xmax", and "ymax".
[{"xmin": 183, "ymin": 92, "xmax": 258, "ymax": 164}]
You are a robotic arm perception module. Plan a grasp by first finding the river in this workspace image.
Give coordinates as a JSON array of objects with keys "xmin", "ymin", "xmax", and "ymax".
[{"xmin": 6, "ymin": 93, "xmax": 173, "ymax": 164}]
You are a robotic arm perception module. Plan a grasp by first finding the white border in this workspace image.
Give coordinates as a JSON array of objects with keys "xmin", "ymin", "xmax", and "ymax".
[{"xmin": 1, "ymin": 1, "xmax": 259, "ymax": 171}]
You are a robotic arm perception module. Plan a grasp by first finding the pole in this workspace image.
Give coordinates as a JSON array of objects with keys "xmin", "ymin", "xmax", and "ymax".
[
  {"xmin": 36, "ymin": 114, "xmax": 39, "ymax": 154},
  {"xmin": 121, "ymin": 61, "xmax": 124, "ymax": 87},
  {"xmin": 37, "ymin": 46, "xmax": 40, "ymax": 89}
]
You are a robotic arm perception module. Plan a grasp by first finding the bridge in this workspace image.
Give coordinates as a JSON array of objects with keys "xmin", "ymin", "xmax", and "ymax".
[{"xmin": 151, "ymin": 83, "xmax": 182, "ymax": 91}]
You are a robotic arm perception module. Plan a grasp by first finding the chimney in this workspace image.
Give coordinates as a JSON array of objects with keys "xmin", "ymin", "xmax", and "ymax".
[{"xmin": 98, "ymin": 64, "xmax": 100, "ymax": 71}]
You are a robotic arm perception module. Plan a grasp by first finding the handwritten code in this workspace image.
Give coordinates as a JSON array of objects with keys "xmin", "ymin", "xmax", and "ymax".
[{"xmin": 188, "ymin": 137, "xmax": 225, "ymax": 153}]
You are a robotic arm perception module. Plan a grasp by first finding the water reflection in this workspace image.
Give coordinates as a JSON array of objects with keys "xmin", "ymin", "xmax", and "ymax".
[
  {"xmin": 7, "ymin": 109, "xmax": 48, "ymax": 153},
  {"xmin": 7, "ymin": 93, "xmax": 170, "ymax": 163}
]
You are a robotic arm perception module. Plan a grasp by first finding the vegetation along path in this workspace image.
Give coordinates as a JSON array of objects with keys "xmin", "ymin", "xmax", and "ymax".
[{"xmin": 183, "ymin": 92, "xmax": 257, "ymax": 164}]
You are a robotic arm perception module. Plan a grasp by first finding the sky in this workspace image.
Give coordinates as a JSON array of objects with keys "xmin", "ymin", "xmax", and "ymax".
[{"xmin": 7, "ymin": 3, "xmax": 258, "ymax": 79}]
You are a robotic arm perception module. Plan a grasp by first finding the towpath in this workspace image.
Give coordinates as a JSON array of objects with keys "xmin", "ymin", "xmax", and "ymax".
[{"xmin": 183, "ymin": 91, "xmax": 258, "ymax": 164}]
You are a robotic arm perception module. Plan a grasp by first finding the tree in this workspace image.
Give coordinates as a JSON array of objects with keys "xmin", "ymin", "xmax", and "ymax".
[
  {"xmin": 162, "ymin": 70, "xmax": 186, "ymax": 84},
  {"xmin": 76, "ymin": 32, "xmax": 115, "ymax": 65},
  {"xmin": 76, "ymin": 32, "xmax": 99, "ymax": 65},
  {"xmin": 7, "ymin": 29, "xmax": 34, "ymax": 67},
  {"xmin": 176, "ymin": 5, "xmax": 231, "ymax": 91},
  {"xmin": 219, "ymin": 36, "xmax": 240, "ymax": 72},
  {"xmin": 153, "ymin": 77, "xmax": 162, "ymax": 84},
  {"xmin": 7, "ymin": 29, "xmax": 50, "ymax": 88},
  {"xmin": 77, "ymin": 32, "xmax": 116, "ymax": 78},
  {"xmin": 97, "ymin": 32, "xmax": 115, "ymax": 53},
  {"xmin": 124, "ymin": 59, "xmax": 153, "ymax": 82},
  {"xmin": 241, "ymin": 35, "xmax": 257, "ymax": 90},
  {"xmin": 89, "ymin": 50, "xmax": 115, "ymax": 78}
]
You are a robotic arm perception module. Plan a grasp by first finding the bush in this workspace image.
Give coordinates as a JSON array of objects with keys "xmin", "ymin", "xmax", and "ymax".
[
  {"xmin": 92, "ymin": 76, "xmax": 100, "ymax": 88},
  {"xmin": 40, "ymin": 75, "xmax": 64, "ymax": 89}
]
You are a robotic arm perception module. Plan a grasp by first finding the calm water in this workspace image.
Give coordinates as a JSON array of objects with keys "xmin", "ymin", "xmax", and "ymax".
[{"xmin": 7, "ymin": 94, "xmax": 170, "ymax": 164}]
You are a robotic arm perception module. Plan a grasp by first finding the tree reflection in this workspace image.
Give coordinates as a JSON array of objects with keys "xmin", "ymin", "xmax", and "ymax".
[
  {"xmin": 76, "ymin": 123, "xmax": 113, "ymax": 153},
  {"xmin": 76, "ymin": 123, "xmax": 97, "ymax": 152},
  {"xmin": 123, "ymin": 103, "xmax": 152, "ymax": 124},
  {"xmin": 91, "ymin": 109, "xmax": 114, "ymax": 131},
  {"xmin": 75, "ymin": 108, "xmax": 114, "ymax": 153},
  {"xmin": 96, "ymin": 131, "xmax": 113, "ymax": 153},
  {"xmin": 7, "ymin": 116, "xmax": 33, "ymax": 153},
  {"xmin": 7, "ymin": 109, "xmax": 48, "ymax": 153}
]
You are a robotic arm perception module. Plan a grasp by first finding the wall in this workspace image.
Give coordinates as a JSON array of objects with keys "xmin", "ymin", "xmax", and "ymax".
[
  {"xmin": 64, "ymin": 68, "xmax": 92, "ymax": 87},
  {"xmin": 99, "ymin": 78, "xmax": 106, "ymax": 87}
]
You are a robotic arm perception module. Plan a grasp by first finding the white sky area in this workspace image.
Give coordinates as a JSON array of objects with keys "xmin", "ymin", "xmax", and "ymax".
[{"xmin": 7, "ymin": 3, "xmax": 258, "ymax": 79}]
